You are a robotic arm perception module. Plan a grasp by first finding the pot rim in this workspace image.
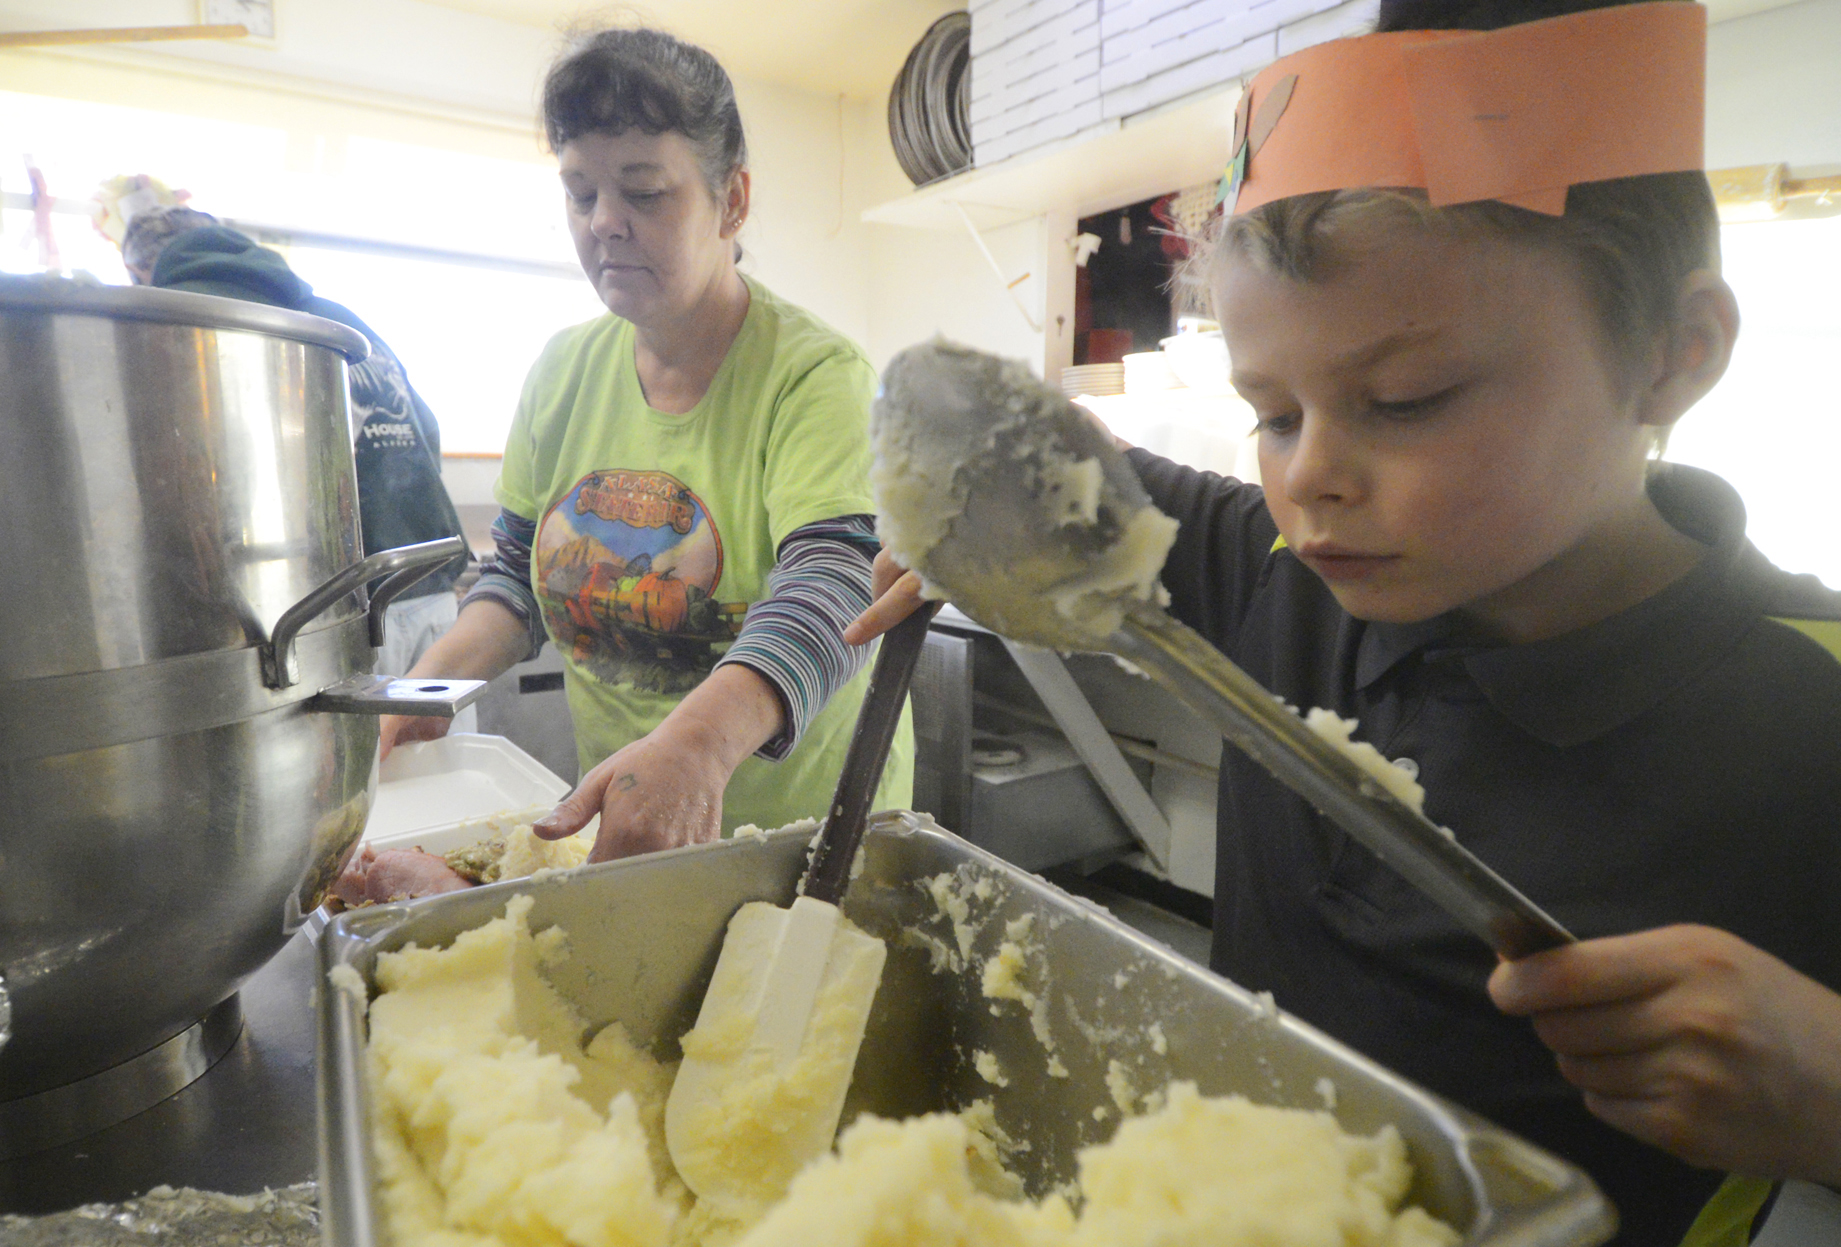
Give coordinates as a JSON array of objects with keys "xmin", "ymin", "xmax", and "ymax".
[{"xmin": 0, "ymin": 274, "xmax": 370, "ymax": 364}]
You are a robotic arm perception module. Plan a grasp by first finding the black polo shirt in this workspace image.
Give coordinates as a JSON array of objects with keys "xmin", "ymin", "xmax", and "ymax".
[{"xmin": 1130, "ymin": 451, "xmax": 1841, "ymax": 1247}]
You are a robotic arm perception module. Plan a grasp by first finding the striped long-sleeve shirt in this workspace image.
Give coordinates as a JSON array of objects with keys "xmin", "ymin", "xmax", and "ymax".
[{"xmin": 461, "ymin": 508, "xmax": 878, "ymax": 761}]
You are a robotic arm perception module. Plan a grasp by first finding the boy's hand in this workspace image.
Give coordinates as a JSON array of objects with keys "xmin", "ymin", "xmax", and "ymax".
[
  {"xmin": 1490, "ymin": 925, "xmax": 1841, "ymax": 1185},
  {"xmin": 842, "ymin": 548, "xmax": 929, "ymax": 646}
]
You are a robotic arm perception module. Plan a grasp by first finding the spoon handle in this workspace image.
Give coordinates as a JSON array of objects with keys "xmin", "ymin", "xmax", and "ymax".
[
  {"xmin": 1115, "ymin": 607, "xmax": 1573, "ymax": 960},
  {"xmin": 802, "ymin": 606, "xmax": 937, "ymax": 906}
]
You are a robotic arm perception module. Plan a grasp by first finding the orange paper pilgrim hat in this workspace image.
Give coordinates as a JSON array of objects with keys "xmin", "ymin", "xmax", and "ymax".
[{"xmin": 1226, "ymin": 1, "xmax": 1707, "ymax": 217}]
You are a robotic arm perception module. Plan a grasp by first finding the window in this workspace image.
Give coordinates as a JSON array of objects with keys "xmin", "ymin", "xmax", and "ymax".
[
  {"xmin": 1668, "ymin": 215, "xmax": 1841, "ymax": 589},
  {"xmin": 278, "ymin": 243, "xmax": 601, "ymax": 454},
  {"xmin": 1, "ymin": 89, "xmax": 603, "ymax": 454}
]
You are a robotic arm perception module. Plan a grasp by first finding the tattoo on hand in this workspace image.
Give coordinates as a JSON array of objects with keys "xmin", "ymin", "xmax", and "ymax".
[{"xmin": 616, "ymin": 772, "xmax": 638, "ymax": 792}]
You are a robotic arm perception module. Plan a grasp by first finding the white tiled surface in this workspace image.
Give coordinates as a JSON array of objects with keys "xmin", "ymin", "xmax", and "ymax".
[
  {"xmin": 971, "ymin": 0, "xmax": 1103, "ymax": 164},
  {"xmin": 1276, "ymin": 0, "xmax": 1381, "ymax": 55},
  {"xmin": 970, "ymin": 0, "xmax": 1374, "ymax": 167}
]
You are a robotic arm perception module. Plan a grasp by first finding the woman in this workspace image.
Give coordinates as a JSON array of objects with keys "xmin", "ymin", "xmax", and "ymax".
[{"xmin": 381, "ymin": 27, "xmax": 910, "ymax": 866}]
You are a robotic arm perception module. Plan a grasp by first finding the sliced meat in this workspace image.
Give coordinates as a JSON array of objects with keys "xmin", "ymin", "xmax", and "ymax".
[{"xmin": 331, "ymin": 844, "xmax": 473, "ymax": 907}]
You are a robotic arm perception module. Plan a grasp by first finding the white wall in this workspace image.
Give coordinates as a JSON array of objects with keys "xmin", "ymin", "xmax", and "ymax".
[
  {"xmin": 0, "ymin": 0, "xmax": 894, "ymax": 502},
  {"xmin": 1706, "ymin": 0, "xmax": 1841, "ymax": 171},
  {"xmin": 854, "ymin": 0, "xmax": 1841, "ymax": 389},
  {"xmin": 863, "ymin": 214, "xmax": 1049, "ymax": 374},
  {"xmin": 731, "ymin": 81, "xmax": 875, "ymax": 350}
]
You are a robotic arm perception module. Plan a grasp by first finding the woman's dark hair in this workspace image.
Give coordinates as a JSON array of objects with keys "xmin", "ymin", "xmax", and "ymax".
[
  {"xmin": 1217, "ymin": 0, "xmax": 1719, "ymax": 383},
  {"xmin": 542, "ymin": 27, "xmax": 748, "ymax": 198}
]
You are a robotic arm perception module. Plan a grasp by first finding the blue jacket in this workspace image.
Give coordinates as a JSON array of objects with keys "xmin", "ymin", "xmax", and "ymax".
[{"xmin": 152, "ymin": 225, "xmax": 467, "ymax": 594}]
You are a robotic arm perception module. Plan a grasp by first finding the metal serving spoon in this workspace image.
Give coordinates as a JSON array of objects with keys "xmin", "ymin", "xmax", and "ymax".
[{"xmin": 871, "ymin": 340, "xmax": 1571, "ymax": 960}]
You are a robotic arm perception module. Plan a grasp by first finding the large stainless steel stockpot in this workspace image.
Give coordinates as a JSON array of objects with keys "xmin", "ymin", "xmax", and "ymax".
[{"xmin": 0, "ymin": 277, "xmax": 477, "ymax": 1158}]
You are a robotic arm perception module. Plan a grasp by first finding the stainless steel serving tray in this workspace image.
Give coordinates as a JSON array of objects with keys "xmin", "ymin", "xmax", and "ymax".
[{"xmin": 317, "ymin": 813, "xmax": 1614, "ymax": 1247}]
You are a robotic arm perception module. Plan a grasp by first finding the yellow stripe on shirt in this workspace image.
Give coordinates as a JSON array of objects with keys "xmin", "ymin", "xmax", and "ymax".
[
  {"xmin": 1677, "ymin": 1175, "xmax": 1775, "ymax": 1247},
  {"xmin": 1771, "ymin": 617, "xmax": 1841, "ymax": 665}
]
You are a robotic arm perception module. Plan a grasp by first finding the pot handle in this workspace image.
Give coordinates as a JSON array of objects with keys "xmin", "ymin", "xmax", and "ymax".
[
  {"xmin": 364, "ymin": 557, "xmax": 464, "ymax": 648},
  {"xmin": 306, "ymin": 673, "xmax": 488, "ymax": 718},
  {"xmin": 261, "ymin": 536, "xmax": 467, "ymax": 688}
]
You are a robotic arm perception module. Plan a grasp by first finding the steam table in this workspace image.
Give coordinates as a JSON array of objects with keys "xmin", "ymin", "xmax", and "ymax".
[{"xmin": 0, "ymin": 930, "xmax": 320, "ymax": 1213}]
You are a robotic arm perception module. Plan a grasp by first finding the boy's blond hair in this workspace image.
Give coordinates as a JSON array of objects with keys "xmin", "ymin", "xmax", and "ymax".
[
  {"xmin": 1200, "ymin": 0, "xmax": 1719, "ymax": 424},
  {"xmin": 1215, "ymin": 174, "xmax": 1720, "ymax": 389}
]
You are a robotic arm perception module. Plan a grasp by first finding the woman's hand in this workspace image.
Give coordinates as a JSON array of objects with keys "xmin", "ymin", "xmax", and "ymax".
[
  {"xmin": 1490, "ymin": 924, "xmax": 1841, "ymax": 1185},
  {"xmin": 532, "ymin": 722, "xmax": 732, "ymax": 860},
  {"xmin": 530, "ymin": 663, "xmax": 785, "ymax": 863},
  {"xmin": 378, "ymin": 712, "xmax": 450, "ymax": 763},
  {"xmin": 842, "ymin": 548, "xmax": 930, "ymax": 647},
  {"xmin": 376, "ymin": 598, "xmax": 533, "ymax": 761}
]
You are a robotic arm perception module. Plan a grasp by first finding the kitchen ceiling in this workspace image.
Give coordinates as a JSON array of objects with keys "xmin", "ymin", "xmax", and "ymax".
[{"xmin": 415, "ymin": 0, "xmax": 966, "ymax": 101}]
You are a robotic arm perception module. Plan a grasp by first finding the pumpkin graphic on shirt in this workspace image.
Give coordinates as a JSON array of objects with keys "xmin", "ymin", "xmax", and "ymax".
[{"xmin": 535, "ymin": 470, "xmax": 748, "ymax": 693}]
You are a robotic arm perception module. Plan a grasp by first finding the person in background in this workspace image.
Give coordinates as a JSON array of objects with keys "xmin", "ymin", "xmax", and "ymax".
[
  {"xmin": 122, "ymin": 205, "xmax": 474, "ymax": 725},
  {"xmin": 376, "ymin": 26, "xmax": 912, "ymax": 870},
  {"xmin": 846, "ymin": 1, "xmax": 1840, "ymax": 1242}
]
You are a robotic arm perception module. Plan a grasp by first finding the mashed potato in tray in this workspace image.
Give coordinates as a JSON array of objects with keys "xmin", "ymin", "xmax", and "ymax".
[
  {"xmin": 732, "ymin": 1113, "xmax": 1077, "ymax": 1247},
  {"xmin": 365, "ymin": 895, "xmax": 682, "ymax": 1247},
  {"xmin": 364, "ymin": 897, "xmax": 1461, "ymax": 1247},
  {"xmin": 444, "ymin": 819, "xmax": 595, "ymax": 884},
  {"xmin": 1068, "ymin": 1084, "xmax": 1457, "ymax": 1247}
]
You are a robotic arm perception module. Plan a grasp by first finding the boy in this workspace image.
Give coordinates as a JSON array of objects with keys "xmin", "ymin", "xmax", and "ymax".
[{"xmin": 851, "ymin": 2, "xmax": 1841, "ymax": 1242}]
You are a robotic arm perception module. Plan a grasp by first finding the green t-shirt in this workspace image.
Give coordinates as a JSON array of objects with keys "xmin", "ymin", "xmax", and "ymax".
[{"xmin": 496, "ymin": 277, "xmax": 912, "ymax": 833}]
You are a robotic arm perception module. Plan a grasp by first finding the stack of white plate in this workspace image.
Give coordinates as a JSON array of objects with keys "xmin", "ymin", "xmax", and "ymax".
[
  {"xmin": 1122, "ymin": 350, "xmax": 1181, "ymax": 394},
  {"xmin": 1060, "ymin": 362, "xmax": 1125, "ymax": 397},
  {"xmin": 1160, "ymin": 329, "xmax": 1231, "ymax": 393}
]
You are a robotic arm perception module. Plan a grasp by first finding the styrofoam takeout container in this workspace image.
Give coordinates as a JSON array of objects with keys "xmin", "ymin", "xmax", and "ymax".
[
  {"xmin": 362, "ymin": 733, "xmax": 573, "ymax": 854},
  {"xmin": 301, "ymin": 735, "xmax": 583, "ymax": 944},
  {"xmin": 318, "ymin": 812, "xmax": 1615, "ymax": 1247}
]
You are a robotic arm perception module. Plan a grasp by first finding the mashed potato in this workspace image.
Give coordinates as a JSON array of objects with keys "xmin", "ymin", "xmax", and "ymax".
[
  {"xmin": 1068, "ymin": 1083, "xmax": 1457, "ymax": 1247},
  {"xmin": 444, "ymin": 822, "xmax": 594, "ymax": 884},
  {"xmin": 1302, "ymin": 708, "xmax": 1427, "ymax": 814},
  {"xmin": 981, "ymin": 914, "xmax": 1059, "ymax": 1062},
  {"xmin": 732, "ymin": 1113, "xmax": 1076, "ymax": 1247},
  {"xmin": 870, "ymin": 340, "xmax": 1179, "ymax": 651},
  {"xmin": 738, "ymin": 1086, "xmax": 1456, "ymax": 1247},
  {"xmin": 366, "ymin": 896, "xmax": 682, "ymax": 1247},
  {"xmin": 366, "ymin": 902, "xmax": 1460, "ymax": 1247}
]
